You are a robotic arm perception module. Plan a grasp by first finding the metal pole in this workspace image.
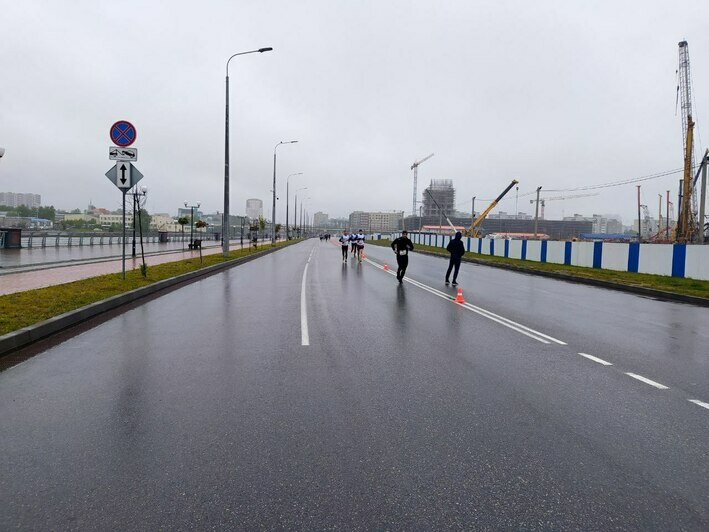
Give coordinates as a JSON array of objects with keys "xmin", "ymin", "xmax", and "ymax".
[
  {"xmin": 699, "ymin": 153, "xmax": 708, "ymax": 243},
  {"xmin": 294, "ymin": 194, "xmax": 298, "ymax": 237},
  {"xmin": 666, "ymin": 190, "xmax": 670, "ymax": 239},
  {"xmin": 272, "ymin": 147, "xmax": 277, "ymax": 244},
  {"xmin": 190, "ymin": 207, "xmax": 194, "ymax": 246},
  {"xmin": 677, "ymin": 180, "xmax": 683, "ymax": 242},
  {"xmin": 471, "ymin": 196, "xmax": 476, "ymax": 226},
  {"xmin": 286, "ymin": 178, "xmax": 289, "ymax": 240},
  {"xmin": 637, "ymin": 185, "xmax": 642, "ymax": 243},
  {"xmin": 122, "ymin": 190, "xmax": 126, "ymax": 279},
  {"xmin": 223, "ymin": 72, "xmax": 230, "ymax": 257},
  {"xmin": 658, "ymin": 194, "xmax": 663, "ymax": 239},
  {"xmin": 533, "ymin": 186, "xmax": 541, "ymax": 238},
  {"xmin": 132, "ymin": 191, "xmax": 137, "ymax": 258}
]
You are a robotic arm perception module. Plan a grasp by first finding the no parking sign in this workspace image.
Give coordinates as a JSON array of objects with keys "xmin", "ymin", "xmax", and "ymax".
[{"xmin": 110, "ymin": 120, "xmax": 137, "ymax": 147}]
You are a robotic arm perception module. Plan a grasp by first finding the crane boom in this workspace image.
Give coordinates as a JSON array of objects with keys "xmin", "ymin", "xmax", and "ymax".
[
  {"xmin": 677, "ymin": 40, "xmax": 697, "ymax": 242},
  {"xmin": 411, "ymin": 152, "xmax": 434, "ymax": 216},
  {"xmin": 467, "ymin": 180, "xmax": 519, "ymax": 237}
]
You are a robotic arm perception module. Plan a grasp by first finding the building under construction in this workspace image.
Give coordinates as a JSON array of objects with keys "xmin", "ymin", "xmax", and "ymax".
[{"xmin": 422, "ymin": 180, "xmax": 455, "ymax": 217}]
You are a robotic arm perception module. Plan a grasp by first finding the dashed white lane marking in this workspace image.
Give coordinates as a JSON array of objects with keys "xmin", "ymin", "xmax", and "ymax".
[
  {"xmin": 364, "ymin": 257, "xmax": 566, "ymax": 345},
  {"xmin": 578, "ymin": 352, "xmax": 613, "ymax": 366},
  {"xmin": 300, "ymin": 246, "xmax": 316, "ymax": 346},
  {"xmin": 688, "ymin": 399, "xmax": 709, "ymax": 410},
  {"xmin": 625, "ymin": 372, "xmax": 669, "ymax": 390}
]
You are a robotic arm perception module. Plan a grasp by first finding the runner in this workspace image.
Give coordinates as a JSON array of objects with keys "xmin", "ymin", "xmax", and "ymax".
[
  {"xmin": 339, "ymin": 231, "xmax": 350, "ymax": 262},
  {"xmin": 391, "ymin": 230, "xmax": 414, "ymax": 283},
  {"xmin": 355, "ymin": 230, "xmax": 365, "ymax": 262},
  {"xmin": 445, "ymin": 231, "xmax": 466, "ymax": 286}
]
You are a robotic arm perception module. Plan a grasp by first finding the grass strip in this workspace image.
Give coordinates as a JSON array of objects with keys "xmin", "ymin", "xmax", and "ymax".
[
  {"xmin": 368, "ymin": 239, "xmax": 709, "ymax": 300},
  {"xmin": 0, "ymin": 240, "xmax": 297, "ymax": 336}
]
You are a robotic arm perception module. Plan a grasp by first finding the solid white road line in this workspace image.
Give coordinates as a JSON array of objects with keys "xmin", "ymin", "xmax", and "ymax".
[
  {"xmin": 578, "ymin": 352, "xmax": 613, "ymax": 366},
  {"xmin": 688, "ymin": 399, "xmax": 709, "ymax": 410},
  {"xmin": 364, "ymin": 257, "xmax": 565, "ymax": 345},
  {"xmin": 625, "ymin": 372, "xmax": 669, "ymax": 390},
  {"xmin": 301, "ymin": 247, "xmax": 316, "ymax": 346}
]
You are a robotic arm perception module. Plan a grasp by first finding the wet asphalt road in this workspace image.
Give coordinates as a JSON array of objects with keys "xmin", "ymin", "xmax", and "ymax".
[{"xmin": 1, "ymin": 239, "xmax": 708, "ymax": 530}]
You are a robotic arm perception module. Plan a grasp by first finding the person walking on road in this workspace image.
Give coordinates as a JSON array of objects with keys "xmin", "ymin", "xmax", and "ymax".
[
  {"xmin": 391, "ymin": 230, "xmax": 414, "ymax": 283},
  {"xmin": 445, "ymin": 231, "xmax": 466, "ymax": 286},
  {"xmin": 339, "ymin": 231, "xmax": 350, "ymax": 262}
]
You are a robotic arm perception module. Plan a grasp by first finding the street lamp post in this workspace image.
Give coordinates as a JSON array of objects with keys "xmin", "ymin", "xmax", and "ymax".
[
  {"xmin": 131, "ymin": 186, "xmax": 148, "ymax": 258},
  {"xmin": 224, "ymin": 47, "xmax": 273, "ymax": 258},
  {"xmin": 286, "ymin": 172, "xmax": 302, "ymax": 240},
  {"xmin": 294, "ymin": 187, "xmax": 307, "ymax": 238},
  {"xmin": 272, "ymin": 140, "xmax": 298, "ymax": 244},
  {"xmin": 184, "ymin": 201, "xmax": 200, "ymax": 248}
]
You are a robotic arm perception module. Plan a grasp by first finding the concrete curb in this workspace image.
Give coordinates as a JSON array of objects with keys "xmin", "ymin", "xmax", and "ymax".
[
  {"xmin": 0, "ymin": 243, "xmax": 293, "ymax": 358},
  {"xmin": 373, "ymin": 243, "xmax": 709, "ymax": 307}
]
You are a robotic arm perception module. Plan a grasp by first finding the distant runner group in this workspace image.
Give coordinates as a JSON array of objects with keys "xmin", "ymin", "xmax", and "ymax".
[
  {"xmin": 336, "ymin": 229, "xmax": 467, "ymax": 286},
  {"xmin": 338, "ymin": 230, "xmax": 366, "ymax": 262}
]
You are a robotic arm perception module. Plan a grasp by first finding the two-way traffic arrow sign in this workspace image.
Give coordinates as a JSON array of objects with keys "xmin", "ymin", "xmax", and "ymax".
[{"xmin": 105, "ymin": 162, "xmax": 144, "ymax": 190}]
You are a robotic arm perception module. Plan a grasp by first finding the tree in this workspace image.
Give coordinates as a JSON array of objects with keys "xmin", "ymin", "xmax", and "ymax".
[
  {"xmin": 275, "ymin": 223, "xmax": 282, "ymax": 239},
  {"xmin": 258, "ymin": 215, "xmax": 266, "ymax": 232},
  {"xmin": 177, "ymin": 216, "xmax": 189, "ymax": 239},
  {"xmin": 195, "ymin": 219, "xmax": 208, "ymax": 230}
]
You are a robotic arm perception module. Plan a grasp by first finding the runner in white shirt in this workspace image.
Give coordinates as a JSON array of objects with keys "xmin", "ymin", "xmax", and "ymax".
[
  {"xmin": 339, "ymin": 231, "xmax": 350, "ymax": 262},
  {"xmin": 355, "ymin": 231, "xmax": 365, "ymax": 262}
]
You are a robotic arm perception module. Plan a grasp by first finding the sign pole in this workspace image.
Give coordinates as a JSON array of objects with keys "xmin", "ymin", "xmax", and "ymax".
[{"xmin": 122, "ymin": 189, "xmax": 127, "ymax": 279}]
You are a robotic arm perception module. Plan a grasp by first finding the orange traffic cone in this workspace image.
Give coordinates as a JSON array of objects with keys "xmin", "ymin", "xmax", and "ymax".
[
  {"xmin": 383, "ymin": 263, "xmax": 389, "ymax": 271},
  {"xmin": 454, "ymin": 288, "xmax": 466, "ymax": 304}
]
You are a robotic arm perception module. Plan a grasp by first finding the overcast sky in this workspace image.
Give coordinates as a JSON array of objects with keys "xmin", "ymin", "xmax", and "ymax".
[{"xmin": 2, "ymin": 0, "xmax": 708, "ymax": 224}]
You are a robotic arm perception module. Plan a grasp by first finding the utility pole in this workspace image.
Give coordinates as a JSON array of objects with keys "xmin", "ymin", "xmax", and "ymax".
[
  {"xmin": 658, "ymin": 194, "xmax": 663, "ymax": 239},
  {"xmin": 699, "ymin": 152, "xmax": 708, "ymax": 243},
  {"xmin": 637, "ymin": 185, "xmax": 642, "ymax": 242},
  {"xmin": 666, "ymin": 190, "xmax": 671, "ymax": 239},
  {"xmin": 533, "ymin": 186, "xmax": 542, "ymax": 238}
]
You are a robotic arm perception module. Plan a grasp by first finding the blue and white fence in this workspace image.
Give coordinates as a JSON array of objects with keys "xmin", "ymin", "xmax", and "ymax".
[{"xmin": 387, "ymin": 233, "xmax": 709, "ymax": 281}]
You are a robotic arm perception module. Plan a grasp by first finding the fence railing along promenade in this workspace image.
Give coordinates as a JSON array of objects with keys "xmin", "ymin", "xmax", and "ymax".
[{"xmin": 17, "ymin": 231, "xmax": 215, "ymax": 248}]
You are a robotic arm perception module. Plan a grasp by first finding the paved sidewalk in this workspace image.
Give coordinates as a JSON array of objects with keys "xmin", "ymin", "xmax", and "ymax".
[{"xmin": 0, "ymin": 241, "xmax": 263, "ymax": 296}]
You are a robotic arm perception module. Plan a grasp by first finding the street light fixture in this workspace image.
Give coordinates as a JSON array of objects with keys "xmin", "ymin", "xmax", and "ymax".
[
  {"xmin": 131, "ymin": 185, "xmax": 148, "ymax": 258},
  {"xmin": 184, "ymin": 201, "xmax": 201, "ymax": 248},
  {"xmin": 223, "ymin": 46, "xmax": 273, "ymax": 257},
  {"xmin": 272, "ymin": 140, "xmax": 298, "ymax": 244},
  {"xmin": 294, "ymin": 187, "xmax": 307, "ymax": 238},
  {"xmin": 286, "ymin": 172, "xmax": 303, "ymax": 240},
  {"xmin": 301, "ymin": 196, "xmax": 311, "ymax": 237}
]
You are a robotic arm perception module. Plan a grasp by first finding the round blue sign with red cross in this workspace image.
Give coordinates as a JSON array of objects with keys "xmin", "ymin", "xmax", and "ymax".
[{"xmin": 110, "ymin": 120, "xmax": 137, "ymax": 147}]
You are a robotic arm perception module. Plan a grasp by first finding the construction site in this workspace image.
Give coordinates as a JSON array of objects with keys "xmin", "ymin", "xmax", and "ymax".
[{"xmin": 405, "ymin": 40, "xmax": 708, "ymax": 244}]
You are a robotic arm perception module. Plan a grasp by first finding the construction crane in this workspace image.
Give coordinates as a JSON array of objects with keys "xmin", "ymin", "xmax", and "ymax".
[
  {"xmin": 467, "ymin": 179, "xmax": 518, "ymax": 237},
  {"xmin": 411, "ymin": 153, "xmax": 434, "ymax": 217},
  {"xmin": 529, "ymin": 192, "xmax": 600, "ymax": 220},
  {"xmin": 677, "ymin": 40, "xmax": 697, "ymax": 242}
]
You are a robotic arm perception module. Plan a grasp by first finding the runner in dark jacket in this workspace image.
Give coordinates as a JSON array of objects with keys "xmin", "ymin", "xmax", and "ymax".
[
  {"xmin": 445, "ymin": 231, "xmax": 466, "ymax": 285},
  {"xmin": 391, "ymin": 230, "xmax": 414, "ymax": 283}
]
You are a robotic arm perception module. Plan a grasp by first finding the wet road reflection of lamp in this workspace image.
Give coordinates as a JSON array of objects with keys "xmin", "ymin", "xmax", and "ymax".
[
  {"xmin": 184, "ymin": 201, "xmax": 200, "ymax": 248},
  {"xmin": 224, "ymin": 47, "xmax": 273, "ymax": 257}
]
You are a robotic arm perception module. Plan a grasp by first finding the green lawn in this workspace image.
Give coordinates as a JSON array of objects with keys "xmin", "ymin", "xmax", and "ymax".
[
  {"xmin": 0, "ymin": 240, "xmax": 297, "ymax": 336},
  {"xmin": 369, "ymin": 239, "xmax": 709, "ymax": 300}
]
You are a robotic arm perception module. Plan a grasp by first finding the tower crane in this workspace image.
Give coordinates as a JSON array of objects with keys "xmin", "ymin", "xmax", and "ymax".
[
  {"xmin": 677, "ymin": 40, "xmax": 697, "ymax": 242},
  {"xmin": 411, "ymin": 153, "xmax": 434, "ymax": 217},
  {"xmin": 529, "ymin": 192, "xmax": 599, "ymax": 220}
]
